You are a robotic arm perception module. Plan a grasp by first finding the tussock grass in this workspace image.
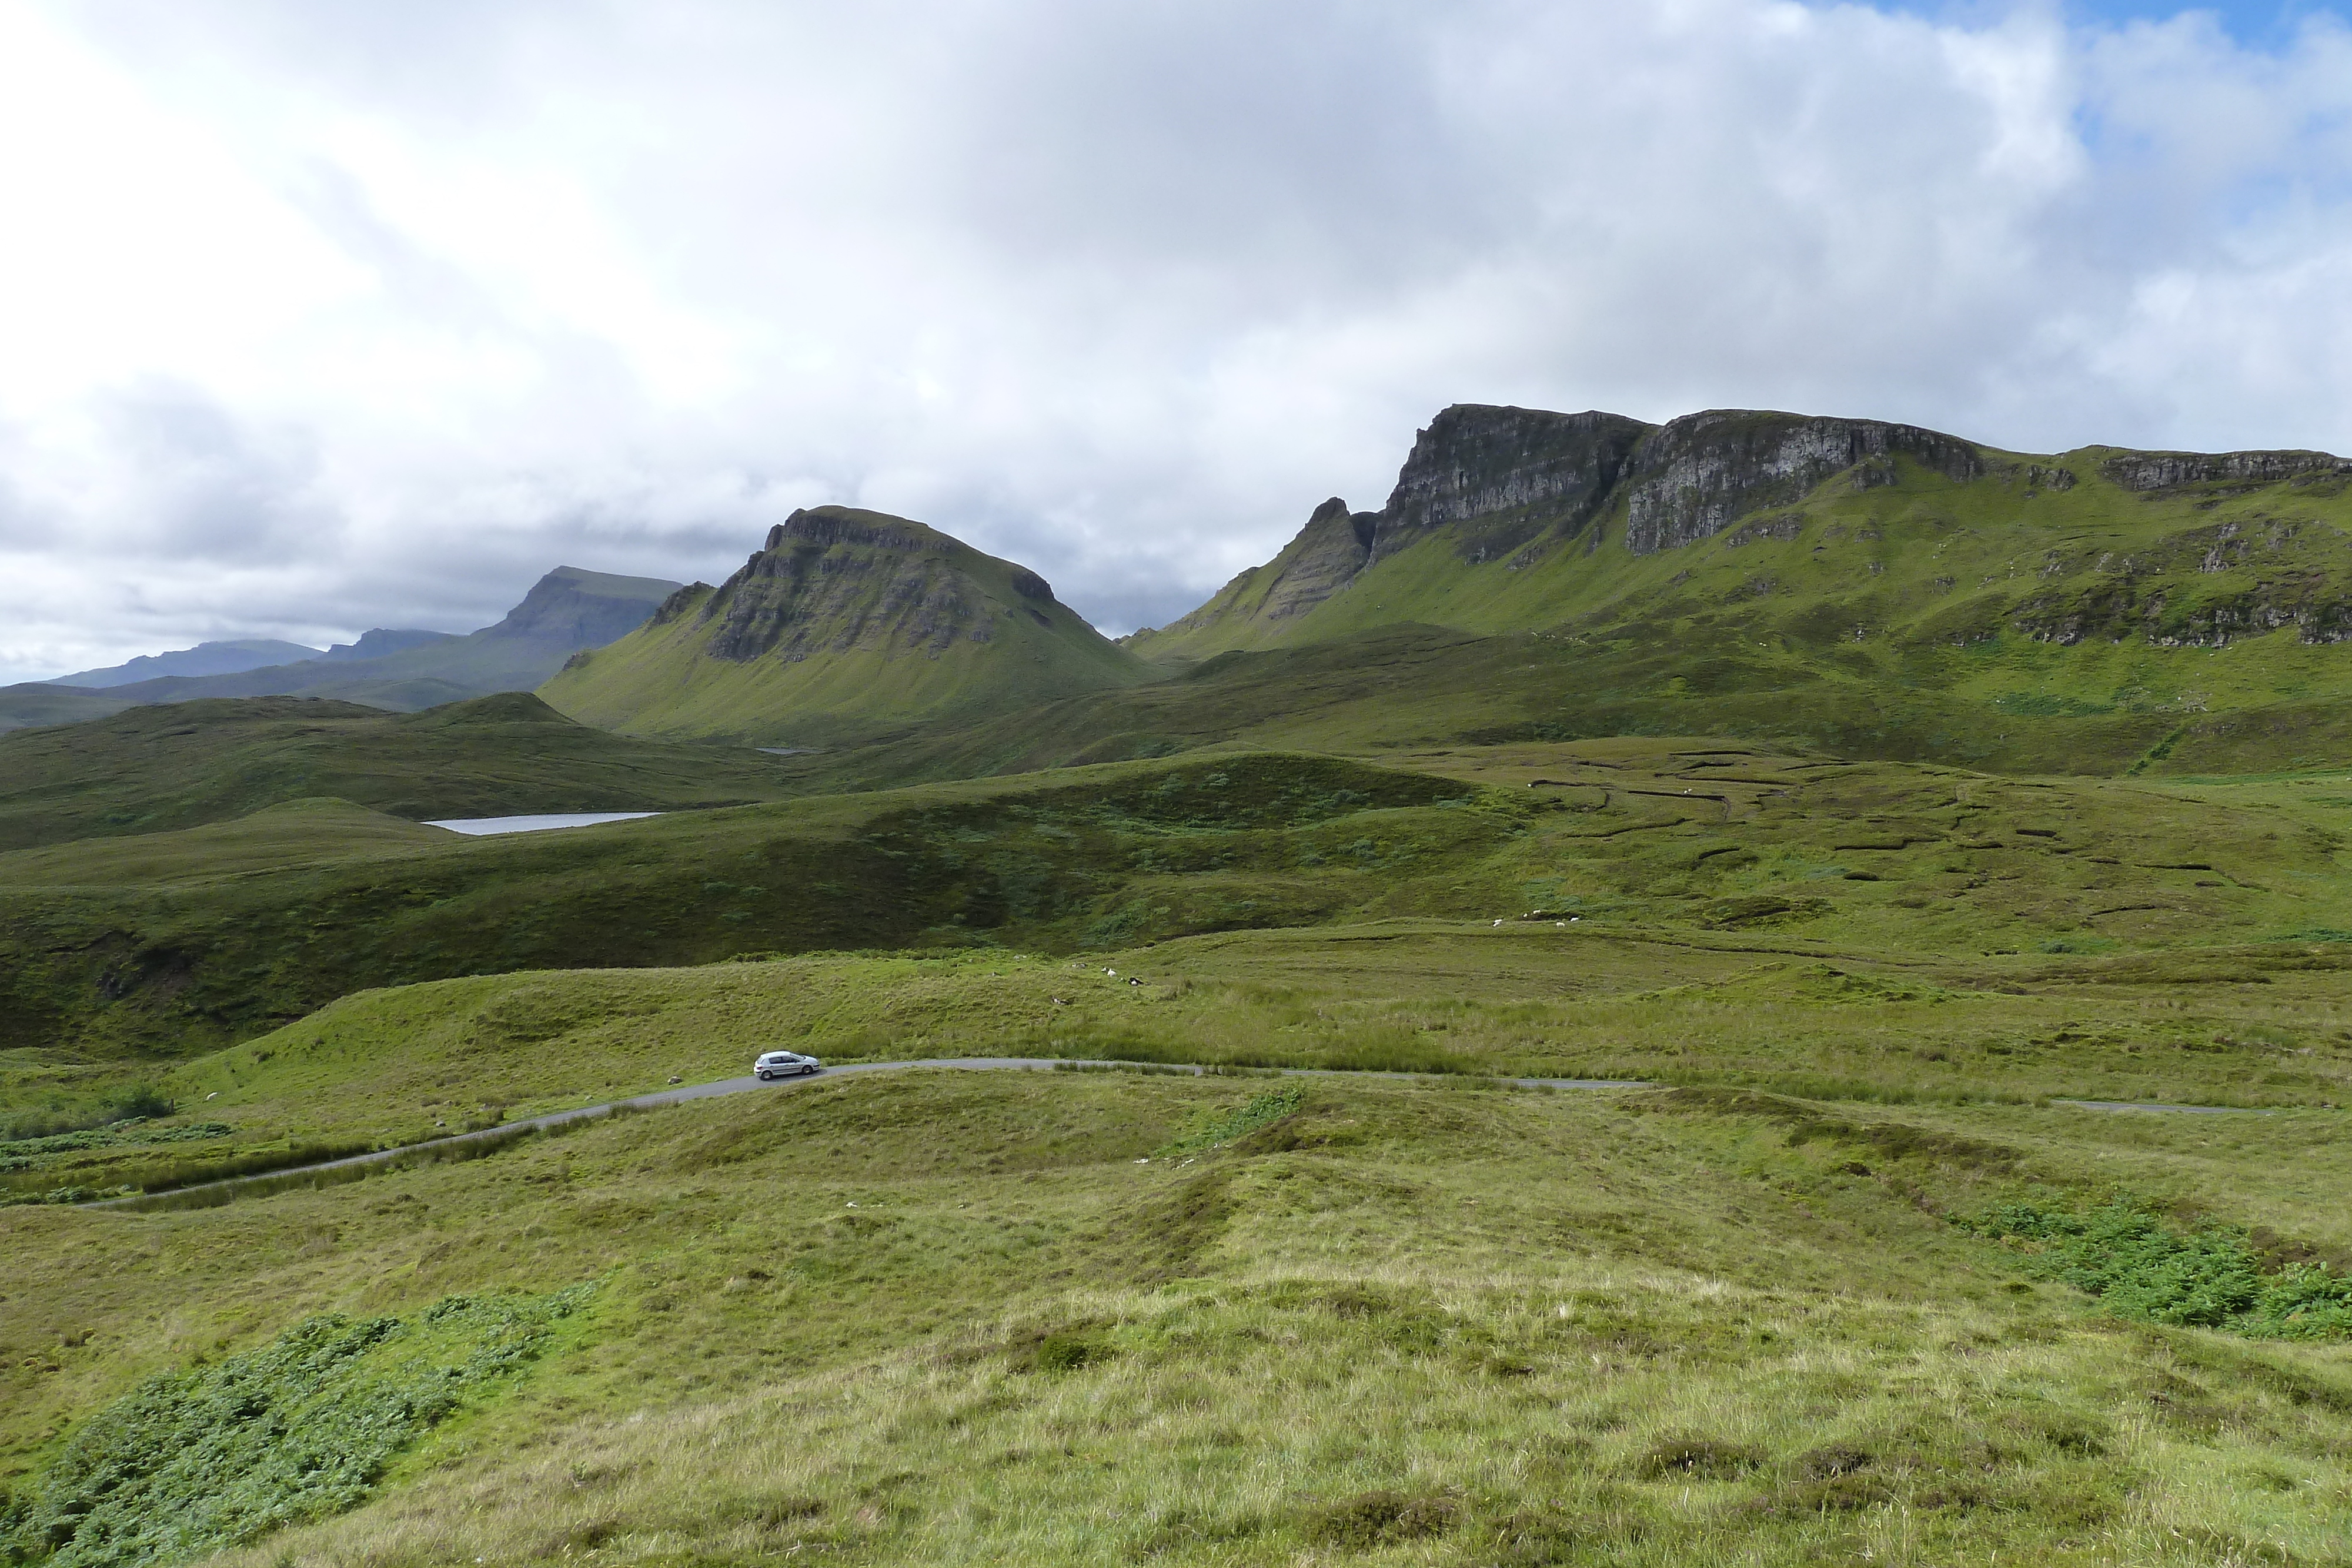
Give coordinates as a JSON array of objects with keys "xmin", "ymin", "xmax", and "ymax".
[{"xmin": 5, "ymin": 1071, "xmax": 2350, "ymax": 1564}]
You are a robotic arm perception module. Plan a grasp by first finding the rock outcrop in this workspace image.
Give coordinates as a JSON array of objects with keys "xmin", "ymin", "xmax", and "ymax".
[
  {"xmin": 1374, "ymin": 406, "xmax": 1652, "ymax": 563},
  {"xmin": 1619, "ymin": 411, "xmax": 1987, "ymax": 555},
  {"xmin": 2100, "ymin": 450, "xmax": 2352, "ymax": 492},
  {"xmin": 702, "ymin": 508, "xmax": 997, "ymax": 664}
]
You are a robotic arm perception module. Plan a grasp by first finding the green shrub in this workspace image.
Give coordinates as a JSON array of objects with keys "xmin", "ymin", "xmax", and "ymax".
[
  {"xmin": 1158, "ymin": 1084, "xmax": 1303, "ymax": 1155},
  {"xmin": 1031, "ymin": 1332, "xmax": 1108, "ymax": 1373},
  {"xmin": 6, "ymin": 1287, "xmax": 589, "ymax": 1568},
  {"xmin": 0, "ymin": 1124, "xmax": 232, "ymax": 1174},
  {"xmin": 1963, "ymin": 1200, "xmax": 2352, "ymax": 1338}
]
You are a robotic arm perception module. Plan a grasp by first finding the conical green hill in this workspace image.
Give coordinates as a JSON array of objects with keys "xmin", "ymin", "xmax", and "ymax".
[{"xmin": 540, "ymin": 506, "xmax": 1150, "ymax": 743}]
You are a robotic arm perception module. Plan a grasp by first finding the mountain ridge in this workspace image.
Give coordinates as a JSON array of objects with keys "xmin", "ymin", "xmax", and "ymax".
[
  {"xmin": 44, "ymin": 638, "xmax": 329, "ymax": 689},
  {"xmin": 1127, "ymin": 402, "xmax": 2352, "ymax": 663}
]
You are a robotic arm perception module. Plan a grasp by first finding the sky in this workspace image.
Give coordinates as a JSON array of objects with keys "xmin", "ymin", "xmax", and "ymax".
[{"xmin": 5, "ymin": 0, "xmax": 2352, "ymax": 679}]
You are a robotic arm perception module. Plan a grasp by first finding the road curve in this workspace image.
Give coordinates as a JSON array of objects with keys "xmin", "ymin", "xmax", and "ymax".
[{"xmin": 83, "ymin": 1059, "xmax": 1653, "ymax": 1212}]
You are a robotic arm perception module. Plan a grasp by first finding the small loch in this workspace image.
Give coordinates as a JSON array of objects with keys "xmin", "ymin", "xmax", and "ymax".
[{"xmin": 424, "ymin": 812, "xmax": 663, "ymax": 837}]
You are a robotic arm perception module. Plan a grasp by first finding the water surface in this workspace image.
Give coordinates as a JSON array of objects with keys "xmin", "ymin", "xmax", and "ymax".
[{"xmin": 424, "ymin": 812, "xmax": 662, "ymax": 837}]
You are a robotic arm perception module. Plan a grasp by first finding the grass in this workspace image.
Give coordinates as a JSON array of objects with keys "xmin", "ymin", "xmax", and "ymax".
[
  {"xmin": 4, "ymin": 1069, "xmax": 2349, "ymax": 1566},
  {"xmin": 0, "ymin": 692, "xmax": 799, "ymax": 852},
  {"xmin": 0, "ymin": 748, "xmax": 1495, "ymax": 1065},
  {"xmin": 19, "ymin": 731, "xmax": 2352, "ymax": 1078}
]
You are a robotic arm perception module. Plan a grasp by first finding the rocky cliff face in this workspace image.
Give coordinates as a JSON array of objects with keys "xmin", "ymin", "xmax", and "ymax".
[
  {"xmin": 1364, "ymin": 403, "xmax": 1989, "ymax": 561},
  {"xmin": 1374, "ymin": 406, "xmax": 1653, "ymax": 563},
  {"xmin": 2100, "ymin": 450, "xmax": 2352, "ymax": 492},
  {"xmin": 1619, "ymin": 411, "xmax": 1987, "ymax": 555}
]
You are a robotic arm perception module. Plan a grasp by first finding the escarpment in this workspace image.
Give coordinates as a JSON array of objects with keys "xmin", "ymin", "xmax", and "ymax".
[
  {"xmin": 1130, "ymin": 398, "xmax": 2352, "ymax": 662},
  {"xmin": 1618, "ymin": 410, "xmax": 1987, "ymax": 554},
  {"xmin": 1375, "ymin": 406, "xmax": 1652, "ymax": 563},
  {"xmin": 2102, "ymin": 450, "xmax": 2352, "ymax": 493}
]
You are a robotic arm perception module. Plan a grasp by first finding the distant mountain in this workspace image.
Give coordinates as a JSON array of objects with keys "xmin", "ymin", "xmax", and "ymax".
[
  {"xmin": 46, "ymin": 638, "xmax": 325, "ymax": 688},
  {"xmin": 0, "ymin": 567, "xmax": 681, "ymax": 733},
  {"xmin": 540, "ymin": 507, "xmax": 1150, "ymax": 744},
  {"xmin": 318, "ymin": 628, "xmax": 459, "ymax": 663}
]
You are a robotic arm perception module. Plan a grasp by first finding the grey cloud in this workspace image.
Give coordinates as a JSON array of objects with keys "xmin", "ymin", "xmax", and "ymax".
[
  {"xmin": 9, "ymin": 0, "xmax": 2352, "ymax": 671},
  {"xmin": 85, "ymin": 382, "xmax": 338, "ymax": 565}
]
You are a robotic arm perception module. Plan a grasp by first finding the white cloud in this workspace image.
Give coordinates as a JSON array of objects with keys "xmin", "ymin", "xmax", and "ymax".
[{"xmin": 2, "ymin": 0, "xmax": 2352, "ymax": 678}]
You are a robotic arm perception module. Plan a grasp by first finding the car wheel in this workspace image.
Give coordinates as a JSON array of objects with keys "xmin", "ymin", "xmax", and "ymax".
[{"xmin": 757, "ymin": 1069, "xmax": 771, "ymax": 1081}]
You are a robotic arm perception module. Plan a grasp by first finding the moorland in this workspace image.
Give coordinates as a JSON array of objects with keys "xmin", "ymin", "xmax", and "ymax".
[{"xmin": 4, "ymin": 403, "xmax": 2352, "ymax": 1567}]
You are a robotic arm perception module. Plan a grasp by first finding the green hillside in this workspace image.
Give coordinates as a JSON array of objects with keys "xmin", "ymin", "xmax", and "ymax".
[
  {"xmin": 1131, "ymin": 405, "xmax": 2352, "ymax": 661},
  {"xmin": 1088, "ymin": 406, "xmax": 2352, "ymax": 780},
  {"xmin": 0, "ymin": 692, "xmax": 798, "ymax": 852},
  {"xmin": 540, "ymin": 506, "xmax": 1151, "ymax": 744},
  {"xmin": 15, "ymin": 732, "xmax": 2352, "ymax": 1076}
]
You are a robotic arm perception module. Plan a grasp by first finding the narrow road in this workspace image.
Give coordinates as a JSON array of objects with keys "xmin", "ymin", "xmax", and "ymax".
[
  {"xmin": 2052, "ymin": 1099, "xmax": 2273, "ymax": 1114},
  {"xmin": 84, "ymin": 1059, "xmax": 1653, "ymax": 1211}
]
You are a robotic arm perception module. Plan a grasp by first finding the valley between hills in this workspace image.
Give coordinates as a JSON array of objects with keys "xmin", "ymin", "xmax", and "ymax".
[{"xmin": 5, "ymin": 404, "xmax": 2352, "ymax": 1567}]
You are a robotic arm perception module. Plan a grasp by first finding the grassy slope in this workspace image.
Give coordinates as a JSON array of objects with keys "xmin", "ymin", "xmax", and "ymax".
[
  {"xmin": 6, "ymin": 908, "xmax": 2334, "ymax": 1198},
  {"xmin": 780, "ymin": 611, "xmax": 2352, "ymax": 793},
  {"xmin": 5, "ymin": 1064, "xmax": 2350, "ymax": 1566},
  {"xmin": 1124, "ymin": 515, "xmax": 1340, "ymax": 659},
  {"xmin": 0, "ymin": 693, "xmax": 799, "ymax": 852},
  {"xmin": 12, "ymin": 736, "xmax": 2352, "ymax": 1141},
  {"xmin": 540, "ymin": 514, "xmax": 1152, "ymax": 745},
  {"xmin": 0, "ymin": 751, "xmax": 1485, "ymax": 1066}
]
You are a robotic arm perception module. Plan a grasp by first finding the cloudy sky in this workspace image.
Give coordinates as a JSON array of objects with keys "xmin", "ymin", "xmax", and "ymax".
[{"xmin": 4, "ymin": 0, "xmax": 2352, "ymax": 678}]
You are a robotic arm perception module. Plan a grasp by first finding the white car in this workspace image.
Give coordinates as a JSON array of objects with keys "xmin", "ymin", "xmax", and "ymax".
[{"xmin": 754, "ymin": 1050, "xmax": 822, "ymax": 1080}]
